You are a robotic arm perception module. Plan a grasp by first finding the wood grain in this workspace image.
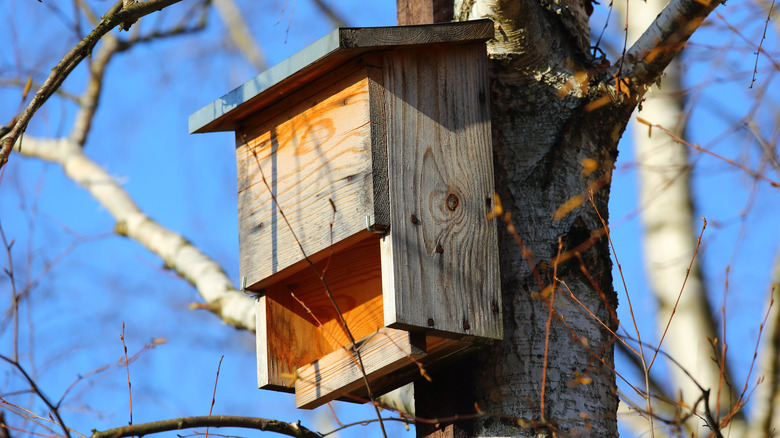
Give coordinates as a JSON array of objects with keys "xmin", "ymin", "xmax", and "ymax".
[
  {"xmin": 295, "ymin": 328, "xmax": 425, "ymax": 409},
  {"xmin": 294, "ymin": 331, "xmax": 474, "ymax": 409},
  {"xmin": 380, "ymin": 44, "xmax": 502, "ymax": 340},
  {"xmin": 236, "ymin": 68, "xmax": 379, "ymax": 290},
  {"xmin": 396, "ymin": 0, "xmax": 454, "ymax": 25}
]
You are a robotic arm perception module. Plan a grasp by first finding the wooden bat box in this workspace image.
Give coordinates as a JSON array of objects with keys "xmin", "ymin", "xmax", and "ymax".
[{"xmin": 189, "ymin": 20, "xmax": 502, "ymax": 410}]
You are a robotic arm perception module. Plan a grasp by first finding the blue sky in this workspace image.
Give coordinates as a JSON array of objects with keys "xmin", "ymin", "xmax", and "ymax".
[{"xmin": 1, "ymin": 0, "xmax": 779, "ymax": 437}]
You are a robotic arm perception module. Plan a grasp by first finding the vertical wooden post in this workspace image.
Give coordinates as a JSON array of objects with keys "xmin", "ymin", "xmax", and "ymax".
[
  {"xmin": 396, "ymin": 0, "xmax": 453, "ymax": 25},
  {"xmin": 395, "ymin": 2, "xmax": 474, "ymax": 438},
  {"xmin": 413, "ymin": 357, "xmax": 476, "ymax": 437}
]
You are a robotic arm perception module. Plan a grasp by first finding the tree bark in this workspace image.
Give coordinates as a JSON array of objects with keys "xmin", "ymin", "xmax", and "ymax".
[{"xmin": 463, "ymin": 2, "xmax": 619, "ymax": 435}]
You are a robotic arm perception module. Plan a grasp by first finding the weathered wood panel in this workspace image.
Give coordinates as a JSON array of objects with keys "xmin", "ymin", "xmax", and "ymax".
[
  {"xmin": 236, "ymin": 68, "xmax": 378, "ymax": 290},
  {"xmin": 381, "ymin": 44, "xmax": 502, "ymax": 340}
]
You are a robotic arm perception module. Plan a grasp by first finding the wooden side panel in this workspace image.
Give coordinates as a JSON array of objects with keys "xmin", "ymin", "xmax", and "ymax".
[
  {"xmin": 295, "ymin": 328, "xmax": 426, "ymax": 409},
  {"xmin": 382, "ymin": 44, "xmax": 502, "ymax": 340},
  {"xmin": 257, "ymin": 234, "xmax": 385, "ymax": 389},
  {"xmin": 257, "ymin": 294, "xmax": 330, "ymax": 390},
  {"xmin": 236, "ymin": 68, "xmax": 376, "ymax": 289}
]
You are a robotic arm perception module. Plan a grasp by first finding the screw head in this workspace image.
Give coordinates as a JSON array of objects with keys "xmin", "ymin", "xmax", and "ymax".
[
  {"xmin": 411, "ymin": 215, "xmax": 419, "ymax": 224},
  {"xmin": 463, "ymin": 321, "xmax": 470, "ymax": 330},
  {"xmin": 427, "ymin": 318, "xmax": 435, "ymax": 327},
  {"xmin": 435, "ymin": 244, "xmax": 444, "ymax": 254}
]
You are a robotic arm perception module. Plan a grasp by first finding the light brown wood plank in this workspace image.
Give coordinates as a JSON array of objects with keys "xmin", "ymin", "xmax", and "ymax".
[
  {"xmin": 295, "ymin": 328, "xmax": 426, "ymax": 409},
  {"xmin": 236, "ymin": 68, "xmax": 377, "ymax": 289}
]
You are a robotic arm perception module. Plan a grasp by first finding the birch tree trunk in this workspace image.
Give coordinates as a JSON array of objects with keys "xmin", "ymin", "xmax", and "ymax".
[{"xmin": 618, "ymin": 0, "xmax": 746, "ymax": 434}]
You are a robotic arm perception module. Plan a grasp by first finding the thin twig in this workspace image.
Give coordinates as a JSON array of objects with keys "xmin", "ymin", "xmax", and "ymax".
[
  {"xmin": 748, "ymin": 0, "xmax": 775, "ymax": 88},
  {"xmin": 57, "ymin": 338, "xmax": 165, "ymax": 407},
  {"xmin": 589, "ymin": 196, "xmax": 654, "ymax": 436},
  {"xmin": 647, "ymin": 218, "xmax": 707, "ymax": 370},
  {"xmin": 0, "ymin": 0, "xmax": 185, "ymax": 169},
  {"xmin": 205, "ymin": 356, "xmax": 224, "ymax": 438},
  {"xmin": 0, "ymin": 355, "xmax": 71, "ymax": 438},
  {"xmin": 320, "ymin": 417, "xmax": 414, "ymax": 436},
  {"xmin": 637, "ymin": 118, "xmax": 780, "ymax": 187},
  {"xmin": 120, "ymin": 323, "xmax": 133, "ymax": 426},
  {"xmin": 540, "ymin": 239, "xmax": 563, "ymax": 421},
  {"xmin": 0, "ymin": 221, "xmax": 19, "ymax": 363}
]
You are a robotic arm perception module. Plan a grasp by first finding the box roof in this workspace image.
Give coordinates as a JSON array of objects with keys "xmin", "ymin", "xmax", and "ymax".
[{"xmin": 188, "ymin": 19, "xmax": 493, "ymax": 134}]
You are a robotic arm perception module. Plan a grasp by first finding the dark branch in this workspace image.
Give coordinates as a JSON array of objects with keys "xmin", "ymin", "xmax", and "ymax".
[
  {"xmin": 0, "ymin": 0, "xmax": 184, "ymax": 169},
  {"xmin": 90, "ymin": 416, "xmax": 322, "ymax": 438},
  {"xmin": 0, "ymin": 354, "xmax": 71, "ymax": 438}
]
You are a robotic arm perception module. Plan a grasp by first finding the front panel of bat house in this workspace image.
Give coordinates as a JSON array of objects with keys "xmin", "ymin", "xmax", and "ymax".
[{"xmin": 189, "ymin": 20, "xmax": 502, "ymax": 410}]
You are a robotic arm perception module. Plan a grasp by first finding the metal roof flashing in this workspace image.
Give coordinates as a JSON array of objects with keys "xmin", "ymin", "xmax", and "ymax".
[{"xmin": 188, "ymin": 19, "xmax": 494, "ymax": 134}]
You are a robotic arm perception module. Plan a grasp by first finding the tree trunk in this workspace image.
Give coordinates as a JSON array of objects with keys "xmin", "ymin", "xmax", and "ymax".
[
  {"xmin": 462, "ymin": 2, "xmax": 620, "ymax": 435},
  {"xmin": 406, "ymin": 0, "xmax": 621, "ymax": 435},
  {"xmin": 398, "ymin": 0, "xmax": 721, "ymax": 435}
]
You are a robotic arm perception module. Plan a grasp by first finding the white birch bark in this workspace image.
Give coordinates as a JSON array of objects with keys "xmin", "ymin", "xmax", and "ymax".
[
  {"xmin": 212, "ymin": 0, "xmax": 267, "ymax": 71},
  {"xmin": 14, "ymin": 137, "xmax": 256, "ymax": 332},
  {"xmin": 620, "ymin": 0, "xmax": 747, "ymax": 434},
  {"xmin": 747, "ymin": 248, "xmax": 780, "ymax": 436}
]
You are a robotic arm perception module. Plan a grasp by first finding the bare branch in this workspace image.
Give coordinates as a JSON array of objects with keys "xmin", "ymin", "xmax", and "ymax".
[
  {"xmin": 90, "ymin": 416, "xmax": 322, "ymax": 438},
  {"xmin": 0, "ymin": 355, "xmax": 71, "ymax": 438},
  {"xmin": 14, "ymin": 137, "xmax": 255, "ymax": 332},
  {"xmin": 0, "ymin": 0, "xmax": 184, "ymax": 169},
  {"xmin": 616, "ymin": 0, "xmax": 724, "ymax": 88},
  {"xmin": 70, "ymin": 36, "xmax": 121, "ymax": 147},
  {"xmin": 212, "ymin": 0, "xmax": 266, "ymax": 71},
  {"xmin": 311, "ymin": 0, "xmax": 349, "ymax": 27}
]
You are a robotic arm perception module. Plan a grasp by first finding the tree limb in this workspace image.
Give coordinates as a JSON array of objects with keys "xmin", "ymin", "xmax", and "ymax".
[
  {"xmin": 311, "ymin": 0, "xmax": 349, "ymax": 27},
  {"xmin": 212, "ymin": 0, "xmax": 266, "ymax": 71},
  {"xmin": 616, "ymin": 0, "xmax": 724, "ymax": 88},
  {"xmin": 14, "ymin": 137, "xmax": 256, "ymax": 332},
  {"xmin": 90, "ymin": 415, "xmax": 322, "ymax": 438},
  {"xmin": 0, "ymin": 0, "xmax": 184, "ymax": 169}
]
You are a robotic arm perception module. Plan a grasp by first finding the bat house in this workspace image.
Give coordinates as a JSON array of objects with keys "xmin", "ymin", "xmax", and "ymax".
[{"xmin": 189, "ymin": 19, "xmax": 502, "ymax": 410}]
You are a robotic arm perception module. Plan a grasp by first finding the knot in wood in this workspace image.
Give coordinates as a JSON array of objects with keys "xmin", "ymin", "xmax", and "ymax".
[{"xmin": 446, "ymin": 193, "xmax": 459, "ymax": 211}]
